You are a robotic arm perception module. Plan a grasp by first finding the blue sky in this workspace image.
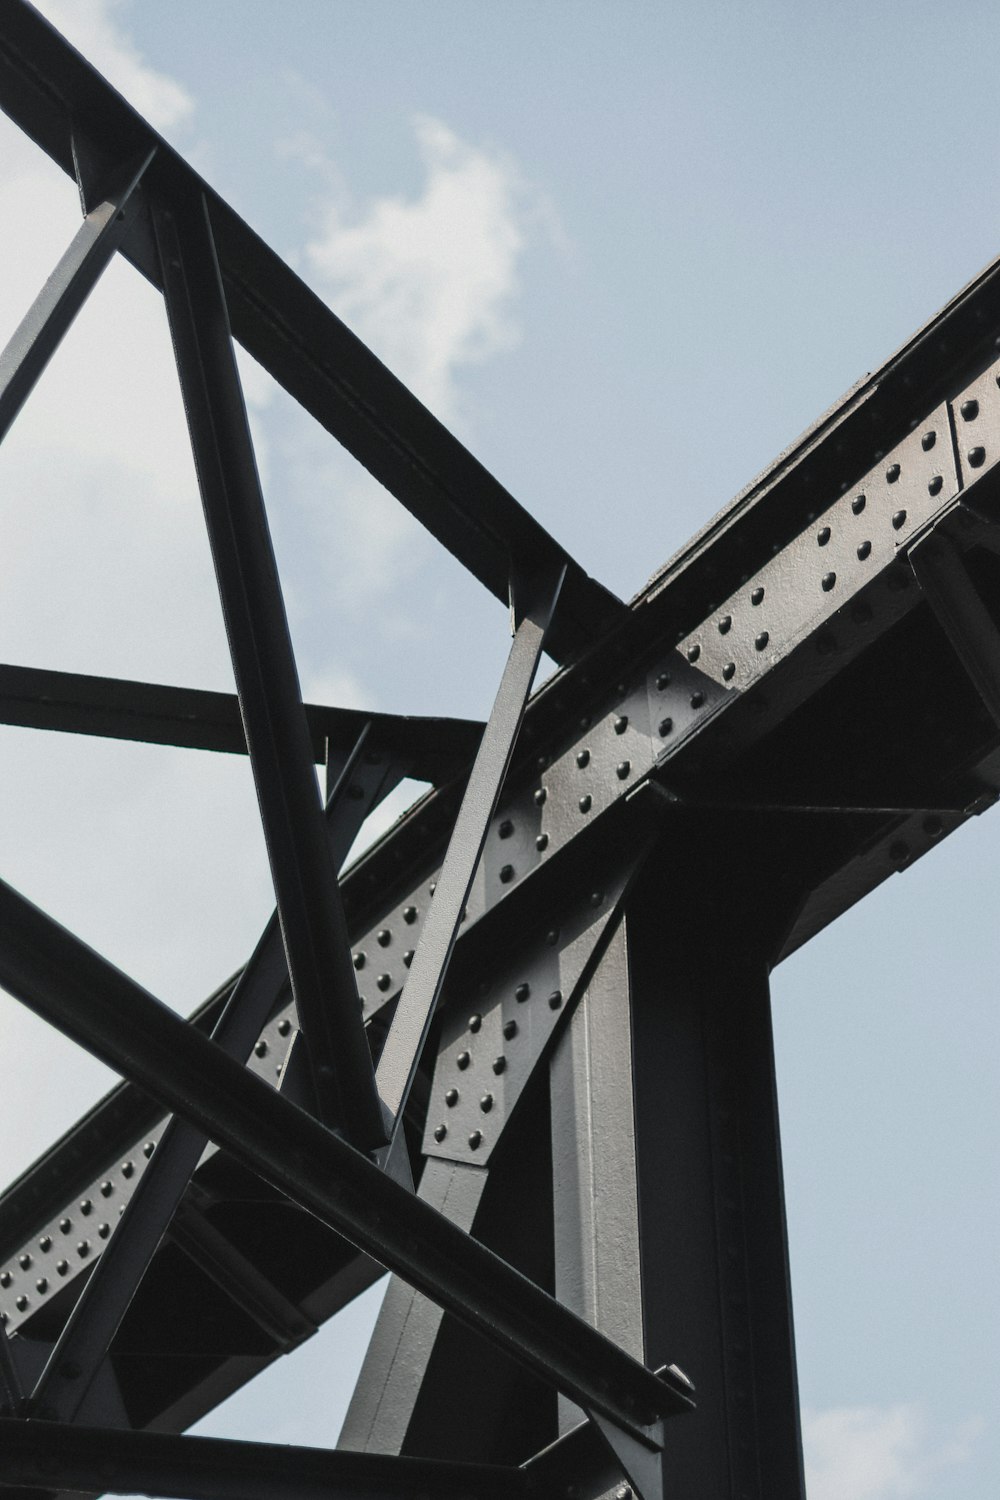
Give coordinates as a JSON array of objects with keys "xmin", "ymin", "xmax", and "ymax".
[{"xmin": 0, "ymin": 3, "xmax": 997, "ymax": 1496}]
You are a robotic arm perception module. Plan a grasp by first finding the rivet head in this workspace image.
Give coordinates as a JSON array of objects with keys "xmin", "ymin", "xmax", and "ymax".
[
  {"xmin": 60, "ymin": 1218, "xmax": 72, "ymax": 1233},
  {"xmin": 892, "ymin": 509, "xmax": 907, "ymax": 530},
  {"xmin": 353, "ymin": 952, "xmax": 366, "ymax": 970},
  {"xmin": 503, "ymin": 1020, "xmax": 518, "ymax": 1040},
  {"xmin": 469, "ymin": 1013, "xmax": 482, "ymax": 1033},
  {"xmin": 499, "ymin": 864, "xmax": 514, "ymax": 883},
  {"xmin": 928, "ymin": 474, "xmax": 944, "ymax": 495},
  {"xmin": 576, "ymin": 749, "xmax": 590, "ymax": 768},
  {"xmin": 77, "ymin": 1242, "xmax": 90, "ymax": 1259},
  {"xmin": 886, "ymin": 462, "xmax": 901, "ymax": 482},
  {"xmin": 821, "ymin": 572, "xmax": 836, "ymax": 592},
  {"xmin": 961, "ymin": 398, "xmax": 980, "ymax": 421},
  {"xmin": 377, "ymin": 973, "xmax": 392, "ymax": 992},
  {"xmin": 923, "ymin": 815, "xmax": 943, "ymax": 838},
  {"xmin": 817, "ymin": 526, "xmax": 831, "ymax": 546},
  {"xmin": 722, "ymin": 662, "xmax": 736, "ymax": 681},
  {"xmin": 616, "ymin": 759, "xmax": 631, "ymax": 779},
  {"xmin": 433, "ymin": 1124, "xmax": 447, "ymax": 1142},
  {"xmin": 754, "ymin": 631, "xmax": 769, "ymax": 651},
  {"xmin": 534, "ymin": 786, "xmax": 547, "ymax": 806},
  {"xmin": 97, "ymin": 1223, "xmax": 109, "ymax": 1240},
  {"xmin": 38, "ymin": 1236, "xmax": 51, "ymax": 1253},
  {"xmin": 751, "ymin": 586, "xmax": 764, "ymax": 605},
  {"xmin": 403, "ymin": 905, "xmax": 418, "ymax": 924},
  {"xmin": 579, "ymin": 794, "xmax": 592, "ymax": 813},
  {"xmin": 457, "ymin": 1051, "xmax": 471, "ymax": 1070},
  {"xmin": 56, "ymin": 1260, "xmax": 68, "ymax": 1276},
  {"xmin": 614, "ymin": 714, "xmax": 628, "ymax": 734},
  {"xmin": 80, "ymin": 1200, "xmax": 92, "ymax": 1216},
  {"xmin": 548, "ymin": 990, "xmax": 563, "ymax": 1009},
  {"xmin": 35, "ymin": 1277, "xmax": 47, "ymax": 1294},
  {"xmin": 480, "ymin": 1094, "xmax": 494, "ymax": 1113},
  {"xmin": 446, "ymin": 1088, "xmax": 459, "ymax": 1106},
  {"xmin": 536, "ymin": 833, "xmax": 549, "ymax": 851},
  {"xmin": 921, "ymin": 431, "xmax": 936, "ymax": 451},
  {"xmin": 143, "ymin": 1142, "xmax": 156, "ymax": 1160},
  {"xmin": 0, "ymin": 1272, "xmax": 9, "ymax": 1289},
  {"xmin": 515, "ymin": 982, "xmax": 530, "ymax": 1001},
  {"xmin": 718, "ymin": 615, "xmax": 732, "ymax": 635},
  {"xmin": 968, "ymin": 446, "xmax": 987, "ymax": 468},
  {"xmin": 659, "ymin": 717, "xmax": 673, "ymax": 737},
  {"xmin": 852, "ymin": 492, "xmax": 867, "ymax": 512},
  {"xmin": 498, "ymin": 819, "xmax": 514, "ymax": 839},
  {"xmin": 468, "ymin": 1131, "xmax": 483, "ymax": 1150},
  {"xmin": 377, "ymin": 929, "xmax": 392, "ymax": 948},
  {"xmin": 403, "ymin": 950, "xmax": 414, "ymax": 967},
  {"xmin": 690, "ymin": 690, "xmax": 705, "ymax": 709},
  {"xmin": 254, "ymin": 1039, "xmax": 268, "ymax": 1057},
  {"xmin": 686, "ymin": 643, "xmax": 701, "ymax": 662},
  {"xmin": 545, "ymin": 929, "xmax": 559, "ymax": 946},
  {"xmin": 15, "ymin": 1296, "xmax": 27, "ymax": 1312},
  {"xmin": 18, "ymin": 1255, "xmax": 30, "ymax": 1271},
  {"xmin": 656, "ymin": 670, "xmax": 672, "ymax": 689},
  {"xmin": 278, "ymin": 1017, "xmax": 291, "ymax": 1036},
  {"xmin": 857, "ymin": 539, "xmax": 872, "ymax": 560},
  {"xmin": 121, "ymin": 1163, "xmax": 133, "ymax": 1180},
  {"xmin": 492, "ymin": 1056, "xmax": 506, "ymax": 1074}
]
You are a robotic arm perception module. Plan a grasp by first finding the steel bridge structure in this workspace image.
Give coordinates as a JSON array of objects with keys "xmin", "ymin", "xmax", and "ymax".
[{"xmin": 0, "ymin": 5, "xmax": 997, "ymax": 1497}]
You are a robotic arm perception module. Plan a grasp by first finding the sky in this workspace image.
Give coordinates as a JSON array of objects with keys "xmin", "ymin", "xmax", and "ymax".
[{"xmin": 0, "ymin": 2, "xmax": 998, "ymax": 1495}]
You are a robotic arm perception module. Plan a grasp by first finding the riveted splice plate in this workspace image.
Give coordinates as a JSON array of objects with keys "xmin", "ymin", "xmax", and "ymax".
[
  {"xmin": 422, "ymin": 869, "xmax": 632, "ymax": 1166},
  {"xmin": 950, "ymin": 355, "xmax": 1000, "ymax": 489}
]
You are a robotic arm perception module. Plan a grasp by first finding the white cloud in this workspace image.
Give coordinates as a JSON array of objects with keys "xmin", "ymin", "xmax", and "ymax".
[
  {"xmin": 305, "ymin": 114, "xmax": 527, "ymax": 428},
  {"xmin": 803, "ymin": 1404, "xmax": 979, "ymax": 1500}
]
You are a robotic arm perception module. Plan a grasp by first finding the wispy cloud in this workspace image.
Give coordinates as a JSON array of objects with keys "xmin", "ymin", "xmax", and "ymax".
[{"xmin": 803, "ymin": 1403, "xmax": 980, "ymax": 1499}]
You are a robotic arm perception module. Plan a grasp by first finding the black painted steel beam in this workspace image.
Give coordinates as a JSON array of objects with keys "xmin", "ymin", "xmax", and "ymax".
[
  {"xmin": 155, "ymin": 189, "xmax": 383, "ymax": 1147},
  {"xmin": 0, "ymin": 0, "xmax": 622, "ymax": 664},
  {"xmin": 0, "ymin": 663, "xmax": 482, "ymax": 786},
  {"xmin": 0, "ymin": 877, "xmax": 695, "ymax": 1441},
  {"xmin": 0, "ymin": 145, "xmax": 152, "ymax": 443},
  {"xmin": 0, "ymin": 1419, "xmax": 525, "ymax": 1500},
  {"xmin": 377, "ymin": 565, "xmax": 565, "ymax": 1140}
]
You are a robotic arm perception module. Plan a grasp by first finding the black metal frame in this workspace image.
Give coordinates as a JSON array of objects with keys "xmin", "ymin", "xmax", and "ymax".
[{"xmin": 2, "ymin": 3, "xmax": 1000, "ymax": 1497}]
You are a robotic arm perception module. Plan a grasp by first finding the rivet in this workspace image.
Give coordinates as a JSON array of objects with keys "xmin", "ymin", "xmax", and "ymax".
[
  {"xmin": 353, "ymin": 952, "xmax": 366, "ymax": 970},
  {"xmin": 690, "ymin": 690, "xmax": 705, "ymax": 708},
  {"xmin": 100, "ymin": 1181, "xmax": 113, "ymax": 1198},
  {"xmin": 968, "ymin": 446, "xmax": 986, "ymax": 468},
  {"xmin": 961, "ymin": 398, "xmax": 980, "ymax": 421},
  {"xmin": 579, "ymin": 715, "xmax": 591, "ymax": 730},
  {"xmin": 433, "ymin": 1124, "xmax": 447, "ymax": 1142},
  {"xmin": 121, "ymin": 1163, "xmax": 133, "ymax": 1179},
  {"xmin": 920, "ymin": 431, "xmax": 937, "ymax": 453},
  {"xmin": 579, "ymin": 794, "xmax": 592, "ymax": 813},
  {"xmin": 534, "ymin": 786, "xmax": 547, "ymax": 806},
  {"xmin": 576, "ymin": 749, "xmax": 590, "ymax": 768},
  {"xmin": 656, "ymin": 671, "xmax": 672, "ymax": 689},
  {"xmin": 548, "ymin": 990, "xmax": 563, "ymax": 1009},
  {"xmin": 480, "ymin": 1094, "xmax": 494, "ymax": 1113},
  {"xmin": 445, "ymin": 1088, "xmax": 459, "ymax": 1106},
  {"xmin": 429, "ymin": 882, "xmax": 437, "ymax": 896},
  {"xmin": 469, "ymin": 1013, "xmax": 482, "ymax": 1033},
  {"xmin": 80, "ymin": 1200, "xmax": 92, "ymax": 1216},
  {"xmin": 821, "ymin": 572, "xmax": 836, "ymax": 592},
  {"xmin": 886, "ymin": 463, "xmax": 901, "ymax": 482},
  {"xmin": 536, "ymin": 833, "xmax": 549, "ymax": 851},
  {"xmin": 927, "ymin": 473, "xmax": 944, "ymax": 497},
  {"xmin": 754, "ymin": 631, "xmax": 769, "ymax": 651},
  {"xmin": 457, "ymin": 1051, "xmax": 471, "ymax": 1070},
  {"xmin": 499, "ymin": 864, "xmax": 515, "ymax": 883},
  {"xmin": 15, "ymin": 1296, "xmax": 27, "ymax": 1312},
  {"xmin": 60, "ymin": 1218, "xmax": 72, "ymax": 1233},
  {"xmin": 923, "ymin": 815, "xmax": 943, "ymax": 837},
  {"xmin": 35, "ymin": 1278, "xmax": 47, "ymax": 1294},
  {"xmin": 722, "ymin": 662, "xmax": 736, "ymax": 681},
  {"xmin": 377, "ymin": 973, "xmax": 391, "ymax": 992},
  {"xmin": 492, "ymin": 1056, "xmax": 506, "ymax": 1074},
  {"xmin": 18, "ymin": 1255, "xmax": 30, "ymax": 1271},
  {"xmin": 546, "ymin": 929, "xmax": 559, "ymax": 946},
  {"xmin": 503, "ymin": 1020, "xmax": 518, "ymax": 1040},
  {"xmin": 0, "ymin": 1271, "xmax": 8, "ymax": 1288},
  {"xmin": 377, "ymin": 929, "xmax": 391, "ymax": 947},
  {"xmin": 659, "ymin": 717, "xmax": 673, "ymax": 736},
  {"xmin": 468, "ymin": 1131, "xmax": 483, "ymax": 1150},
  {"xmin": 686, "ymin": 643, "xmax": 701, "ymax": 663},
  {"xmin": 144, "ymin": 1143, "xmax": 155, "ymax": 1159},
  {"xmin": 77, "ymin": 1242, "xmax": 90, "ymax": 1259},
  {"xmin": 515, "ymin": 983, "xmax": 530, "ymax": 1001},
  {"xmin": 97, "ymin": 1223, "xmax": 109, "ymax": 1240},
  {"xmin": 278, "ymin": 1018, "xmax": 291, "ymax": 1036},
  {"xmin": 255, "ymin": 1039, "xmax": 268, "ymax": 1058},
  {"xmin": 614, "ymin": 714, "xmax": 628, "ymax": 734},
  {"xmin": 498, "ymin": 819, "xmax": 514, "ymax": 839},
  {"xmin": 817, "ymin": 526, "xmax": 831, "ymax": 546},
  {"xmin": 751, "ymin": 586, "xmax": 764, "ymax": 605},
  {"xmin": 890, "ymin": 840, "xmax": 909, "ymax": 863},
  {"xmin": 403, "ymin": 949, "xmax": 414, "ymax": 967},
  {"xmin": 852, "ymin": 492, "xmax": 867, "ymax": 512},
  {"xmin": 891, "ymin": 509, "xmax": 907, "ymax": 530},
  {"xmin": 56, "ymin": 1260, "xmax": 68, "ymax": 1276},
  {"xmin": 857, "ymin": 539, "xmax": 872, "ymax": 560},
  {"xmin": 718, "ymin": 615, "xmax": 732, "ymax": 635},
  {"xmin": 617, "ymin": 759, "xmax": 631, "ymax": 779},
  {"xmin": 38, "ymin": 1237, "xmax": 51, "ymax": 1253},
  {"xmin": 537, "ymin": 754, "xmax": 550, "ymax": 771}
]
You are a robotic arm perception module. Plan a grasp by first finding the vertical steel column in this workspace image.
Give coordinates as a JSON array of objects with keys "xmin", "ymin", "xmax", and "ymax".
[{"xmin": 625, "ymin": 857, "xmax": 805, "ymax": 1498}]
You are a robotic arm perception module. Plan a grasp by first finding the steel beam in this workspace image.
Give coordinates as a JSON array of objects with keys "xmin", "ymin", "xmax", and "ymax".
[{"xmin": 0, "ymin": 876, "xmax": 694, "ymax": 1441}]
